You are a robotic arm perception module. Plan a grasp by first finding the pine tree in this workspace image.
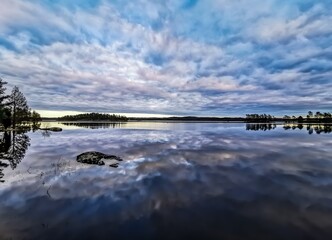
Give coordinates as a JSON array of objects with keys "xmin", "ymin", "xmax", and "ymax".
[
  {"xmin": 0, "ymin": 78, "xmax": 11, "ymax": 129},
  {"xmin": 31, "ymin": 110, "xmax": 41, "ymax": 124},
  {"xmin": 10, "ymin": 86, "xmax": 29, "ymax": 128},
  {"xmin": 0, "ymin": 78, "xmax": 9, "ymax": 107}
]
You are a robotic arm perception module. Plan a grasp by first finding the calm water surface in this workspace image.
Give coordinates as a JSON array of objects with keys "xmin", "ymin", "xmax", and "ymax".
[{"xmin": 0, "ymin": 122, "xmax": 332, "ymax": 240}]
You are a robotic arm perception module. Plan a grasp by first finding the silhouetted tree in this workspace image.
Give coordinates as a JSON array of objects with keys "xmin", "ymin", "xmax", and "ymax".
[
  {"xmin": 30, "ymin": 110, "xmax": 42, "ymax": 129},
  {"xmin": 10, "ymin": 86, "xmax": 29, "ymax": 128},
  {"xmin": 0, "ymin": 80, "xmax": 41, "ymax": 130},
  {"xmin": 0, "ymin": 78, "xmax": 11, "ymax": 129},
  {"xmin": 305, "ymin": 111, "xmax": 332, "ymax": 123},
  {"xmin": 324, "ymin": 112, "xmax": 331, "ymax": 119},
  {"xmin": 283, "ymin": 115, "xmax": 291, "ymax": 123},
  {"xmin": 298, "ymin": 116, "xmax": 303, "ymax": 123},
  {"xmin": 0, "ymin": 78, "xmax": 9, "ymax": 107}
]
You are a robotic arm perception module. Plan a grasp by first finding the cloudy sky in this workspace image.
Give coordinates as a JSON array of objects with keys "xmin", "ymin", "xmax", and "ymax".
[{"xmin": 1, "ymin": 0, "xmax": 331, "ymax": 117}]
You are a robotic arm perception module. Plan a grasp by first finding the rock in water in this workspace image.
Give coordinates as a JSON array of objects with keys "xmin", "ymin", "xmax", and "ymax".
[
  {"xmin": 110, "ymin": 163, "xmax": 119, "ymax": 168},
  {"xmin": 39, "ymin": 127, "xmax": 63, "ymax": 132},
  {"xmin": 76, "ymin": 151, "xmax": 123, "ymax": 166},
  {"xmin": 49, "ymin": 127, "xmax": 63, "ymax": 132}
]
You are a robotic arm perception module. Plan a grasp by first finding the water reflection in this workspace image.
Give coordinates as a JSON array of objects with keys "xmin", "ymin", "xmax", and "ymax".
[
  {"xmin": 0, "ymin": 123, "xmax": 332, "ymax": 239},
  {"xmin": 0, "ymin": 130, "xmax": 31, "ymax": 182},
  {"xmin": 246, "ymin": 123, "xmax": 277, "ymax": 131},
  {"xmin": 41, "ymin": 129, "xmax": 52, "ymax": 138},
  {"xmin": 284, "ymin": 124, "xmax": 332, "ymax": 134},
  {"xmin": 246, "ymin": 123, "xmax": 332, "ymax": 134},
  {"xmin": 306, "ymin": 124, "xmax": 332, "ymax": 134},
  {"xmin": 61, "ymin": 122, "xmax": 126, "ymax": 129}
]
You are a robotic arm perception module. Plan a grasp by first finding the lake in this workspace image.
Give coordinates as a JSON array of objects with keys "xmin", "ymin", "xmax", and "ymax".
[{"xmin": 0, "ymin": 122, "xmax": 332, "ymax": 240}]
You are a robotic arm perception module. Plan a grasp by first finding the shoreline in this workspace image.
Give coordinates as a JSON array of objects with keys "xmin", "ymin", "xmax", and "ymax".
[{"xmin": 48, "ymin": 120, "xmax": 332, "ymax": 124}]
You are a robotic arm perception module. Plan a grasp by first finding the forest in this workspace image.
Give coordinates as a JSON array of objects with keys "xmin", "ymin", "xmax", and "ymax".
[
  {"xmin": 0, "ymin": 78, "xmax": 41, "ymax": 130},
  {"xmin": 58, "ymin": 112, "xmax": 128, "ymax": 122},
  {"xmin": 246, "ymin": 112, "xmax": 332, "ymax": 123}
]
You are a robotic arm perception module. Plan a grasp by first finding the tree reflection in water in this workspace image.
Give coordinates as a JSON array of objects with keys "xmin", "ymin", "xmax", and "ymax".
[
  {"xmin": 0, "ymin": 130, "xmax": 31, "ymax": 182},
  {"xmin": 61, "ymin": 122, "xmax": 125, "ymax": 129},
  {"xmin": 246, "ymin": 123, "xmax": 277, "ymax": 131},
  {"xmin": 284, "ymin": 124, "xmax": 332, "ymax": 134},
  {"xmin": 308, "ymin": 124, "xmax": 332, "ymax": 134},
  {"xmin": 246, "ymin": 123, "xmax": 332, "ymax": 134}
]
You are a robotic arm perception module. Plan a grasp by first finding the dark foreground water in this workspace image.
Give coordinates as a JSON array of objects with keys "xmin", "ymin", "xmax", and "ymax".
[{"xmin": 0, "ymin": 122, "xmax": 332, "ymax": 240}]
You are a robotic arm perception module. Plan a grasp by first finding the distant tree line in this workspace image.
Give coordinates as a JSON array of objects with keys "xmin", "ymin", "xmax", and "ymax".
[
  {"xmin": 282, "ymin": 115, "xmax": 304, "ymax": 123},
  {"xmin": 246, "ymin": 111, "xmax": 332, "ymax": 123},
  {"xmin": 58, "ymin": 112, "xmax": 128, "ymax": 122},
  {"xmin": 305, "ymin": 111, "xmax": 332, "ymax": 122},
  {"xmin": 0, "ymin": 78, "xmax": 41, "ymax": 130},
  {"xmin": 283, "ymin": 111, "xmax": 332, "ymax": 123}
]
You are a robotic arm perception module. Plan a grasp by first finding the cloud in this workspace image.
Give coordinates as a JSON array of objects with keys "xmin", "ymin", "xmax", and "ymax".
[{"xmin": 0, "ymin": 0, "xmax": 331, "ymax": 116}]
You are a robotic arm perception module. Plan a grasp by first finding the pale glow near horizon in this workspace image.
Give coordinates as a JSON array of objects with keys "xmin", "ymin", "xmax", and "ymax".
[{"xmin": 37, "ymin": 110, "xmax": 175, "ymax": 118}]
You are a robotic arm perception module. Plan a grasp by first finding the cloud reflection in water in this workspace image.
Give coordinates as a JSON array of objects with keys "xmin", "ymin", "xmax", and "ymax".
[{"xmin": 0, "ymin": 122, "xmax": 332, "ymax": 239}]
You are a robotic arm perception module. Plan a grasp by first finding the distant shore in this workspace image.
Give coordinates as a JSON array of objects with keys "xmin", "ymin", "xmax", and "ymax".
[
  {"xmin": 41, "ymin": 111, "xmax": 332, "ymax": 124},
  {"xmin": 40, "ymin": 117, "xmax": 332, "ymax": 124}
]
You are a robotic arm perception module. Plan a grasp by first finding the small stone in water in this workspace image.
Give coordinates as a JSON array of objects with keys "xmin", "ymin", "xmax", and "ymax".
[{"xmin": 110, "ymin": 163, "xmax": 119, "ymax": 168}]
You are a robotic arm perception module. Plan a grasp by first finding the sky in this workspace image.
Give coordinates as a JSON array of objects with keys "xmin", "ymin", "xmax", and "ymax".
[{"xmin": 0, "ymin": 0, "xmax": 332, "ymax": 117}]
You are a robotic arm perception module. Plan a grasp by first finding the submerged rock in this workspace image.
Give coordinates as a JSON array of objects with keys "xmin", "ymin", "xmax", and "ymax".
[
  {"xmin": 76, "ymin": 151, "xmax": 123, "ymax": 166},
  {"xmin": 40, "ymin": 127, "xmax": 63, "ymax": 132},
  {"xmin": 110, "ymin": 163, "xmax": 119, "ymax": 168}
]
